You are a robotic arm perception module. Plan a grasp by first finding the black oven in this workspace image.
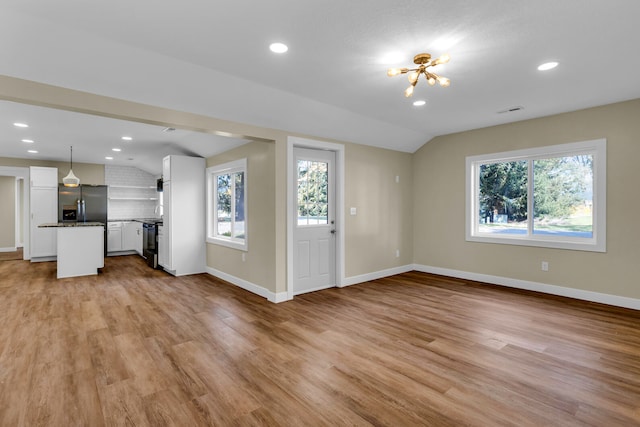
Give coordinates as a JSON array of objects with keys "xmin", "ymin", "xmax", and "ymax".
[{"xmin": 142, "ymin": 223, "xmax": 158, "ymax": 268}]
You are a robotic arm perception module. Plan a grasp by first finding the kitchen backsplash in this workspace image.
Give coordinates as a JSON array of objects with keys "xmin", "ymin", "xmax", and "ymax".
[{"xmin": 105, "ymin": 165, "xmax": 161, "ymax": 220}]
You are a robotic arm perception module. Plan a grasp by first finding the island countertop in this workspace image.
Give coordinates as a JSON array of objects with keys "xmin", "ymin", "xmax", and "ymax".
[{"xmin": 38, "ymin": 222, "xmax": 105, "ymax": 228}]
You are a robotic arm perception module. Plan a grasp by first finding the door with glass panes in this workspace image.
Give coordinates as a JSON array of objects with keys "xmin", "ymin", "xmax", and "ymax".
[{"xmin": 293, "ymin": 148, "xmax": 336, "ymax": 295}]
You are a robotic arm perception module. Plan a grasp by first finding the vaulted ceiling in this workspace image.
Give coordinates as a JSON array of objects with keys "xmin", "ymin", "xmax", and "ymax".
[{"xmin": 1, "ymin": 1, "xmax": 639, "ymax": 174}]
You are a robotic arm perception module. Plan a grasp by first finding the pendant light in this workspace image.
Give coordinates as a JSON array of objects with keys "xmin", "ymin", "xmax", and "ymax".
[{"xmin": 63, "ymin": 146, "xmax": 80, "ymax": 187}]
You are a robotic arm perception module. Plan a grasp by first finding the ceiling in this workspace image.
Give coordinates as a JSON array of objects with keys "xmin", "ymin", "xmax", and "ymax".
[
  {"xmin": 0, "ymin": 101, "xmax": 250, "ymax": 175},
  {"xmin": 1, "ymin": 1, "xmax": 639, "ymax": 174}
]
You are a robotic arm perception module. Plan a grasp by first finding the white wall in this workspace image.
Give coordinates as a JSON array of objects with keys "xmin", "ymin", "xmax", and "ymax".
[{"xmin": 105, "ymin": 165, "xmax": 160, "ymax": 219}]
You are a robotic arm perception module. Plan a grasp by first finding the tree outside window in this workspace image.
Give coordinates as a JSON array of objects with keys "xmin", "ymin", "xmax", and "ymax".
[{"xmin": 467, "ymin": 139, "xmax": 606, "ymax": 252}]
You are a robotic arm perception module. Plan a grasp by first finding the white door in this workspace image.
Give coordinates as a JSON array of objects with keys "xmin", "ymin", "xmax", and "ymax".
[{"xmin": 293, "ymin": 148, "xmax": 336, "ymax": 295}]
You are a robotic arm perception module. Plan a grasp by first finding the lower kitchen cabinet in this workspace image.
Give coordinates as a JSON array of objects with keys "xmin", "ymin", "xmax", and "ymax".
[
  {"xmin": 133, "ymin": 222, "xmax": 143, "ymax": 255},
  {"xmin": 122, "ymin": 221, "xmax": 140, "ymax": 252},
  {"xmin": 158, "ymin": 225, "xmax": 167, "ymax": 268},
  {"xmin": 108, "ymin": 221, "xmax": 143, "ymax": 254},
  {"xmin": 107, "ymin": 222, "xmax": 122, "ymax": 252}
]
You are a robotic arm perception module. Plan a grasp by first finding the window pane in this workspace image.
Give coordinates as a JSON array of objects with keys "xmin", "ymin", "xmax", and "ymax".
[
  {"xmin": 478, "ymin": 160, "xmax": 528, "ymax": 235},
  {"xmin": 234, "ymin": 172, "xmax": 245, "ymax": 239},
  {"xmin": 297, "ymin": 160, "xmax": 328, "ymax": 225},
  {"xmin": 533, "ymin": 155, "xmax": 593, "ymax": 238},
  {"xmin": 216, "ymin": 174, "xmax": 232, "ymax": 237},
  {"xmin": 297, "ymin": 159, "xmax": 328, "ymax": 225}
]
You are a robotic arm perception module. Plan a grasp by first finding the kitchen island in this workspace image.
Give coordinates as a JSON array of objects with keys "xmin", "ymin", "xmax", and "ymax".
[{"xmin": 38, "ymin": 222, "xmax": 105, "ymax": 279}]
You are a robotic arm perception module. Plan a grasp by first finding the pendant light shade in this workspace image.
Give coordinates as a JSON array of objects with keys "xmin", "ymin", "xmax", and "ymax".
[{"xmin": 63, "ymin": 146, "xmax": 80, "ymax": 187}]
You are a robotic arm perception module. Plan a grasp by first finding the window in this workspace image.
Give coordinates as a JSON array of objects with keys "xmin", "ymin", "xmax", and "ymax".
[
  {"xmin": 206, "ymin": 158, "xmax": 247, "ymax": 250},
  {"xmin": 297, "ymin": 158, "xmax": 329, "ymax": 226},
  {"xmin": 466, "ymin": 139, "xmax": 606, "ymax": 252}
]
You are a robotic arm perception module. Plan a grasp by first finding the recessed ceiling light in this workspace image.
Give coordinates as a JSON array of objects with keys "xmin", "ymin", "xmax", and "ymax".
[
  {"xmin": 537, "ymin": 61, "xmax": 559, "ymax": 71},
  {"xmin": 21, "ymin": 139, "xmax": 34, "ymax": 143},
  {"xmin": 105, "ymin": 156, "xmax": 113, "ymax": 160},
  {"xmin": 112, "ymin": 148, "xmax": 122, "ymax": 152},
  {"xmin": 14, "ymin": 122, "xmax": 28, "ymax": 128},
  {"xmin": 413, "ymin": 100, "xmax": 427, "ymax": 107},
  {"xmin": 269, "ymin": 42, "xmax": 288, "ymax": 53},
  {"xmin": 121, "ymin": 136, "xmax": 132, "ymax": 141},
  {"xmin": 27, "ymin": 150, "xmax": 38, "ymax": 154}
]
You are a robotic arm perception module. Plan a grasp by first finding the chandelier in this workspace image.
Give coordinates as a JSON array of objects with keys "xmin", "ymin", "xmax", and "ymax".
[{"xmin": 387, "ymin": 52, "xmax": 450, "ymax": 97}]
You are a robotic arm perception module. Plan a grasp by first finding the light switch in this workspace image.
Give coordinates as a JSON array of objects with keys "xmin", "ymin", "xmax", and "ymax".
[{"xmin": 350, "ymin": 207, "xmax": 357, "ymax": 215}]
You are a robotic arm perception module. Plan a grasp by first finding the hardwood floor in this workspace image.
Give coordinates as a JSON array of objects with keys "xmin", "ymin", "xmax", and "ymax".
[
  {"xmin": 1, "ymin": 255, "xmax": 639, "ymax": 426},
  {"xmin": 0, "ymin": 247, "xmax": 23, "ymax": 261}
]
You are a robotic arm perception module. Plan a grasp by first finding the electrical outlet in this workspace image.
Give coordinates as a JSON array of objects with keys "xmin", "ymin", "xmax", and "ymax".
[
  {"xmin": 541, "ymin": 261, "xmax": 549, "ymax": 271},
  {"xmin": 396, "ymin": 249, "xmax": 400, "ymax": 258}
]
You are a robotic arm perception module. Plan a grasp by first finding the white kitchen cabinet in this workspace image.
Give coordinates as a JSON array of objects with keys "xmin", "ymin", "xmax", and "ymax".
[
  {"xmin": 107, "ymin": 222, "xmax": 123, "ymax": 252},
  {"xmin": 30, "ymin": 166, "xmax": 58, "ymax": 259},
  {"xmin": 133, "ymin": 222, "xmax": 143, "ymax": 255},
  {"xmin": 161, "ymin": 155, "xmax": 205, "ymax": 276},
  {"xmin": 162, "ymin": 156, "xmax": 171, "ymax": 182},
  {"xmin": 30, "ymin": 187, "xmax": 58, "ymax": 258},
  {"xmin": 122, "ymin": 221, "xmax": 139, "ymax": 252},
  {"xmin": 31, "ymin": 166, "xmax": 58, "ymax": 188},
  {"xmin": 159, "ymin": 184, "xmax": 172, "ymax": 269},
  {"xmin": 158, "ymin": 224, "xmax": 167, "ymax": 268},
  {"xmin": 108, "ymin": 221, "xmax": 143, "ymax": 254}
]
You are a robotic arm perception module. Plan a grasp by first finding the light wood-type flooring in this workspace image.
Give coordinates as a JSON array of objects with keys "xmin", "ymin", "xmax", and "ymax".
[
  {"xmin": 1, "ymin": 255, "xmax": 639, "ymax": 426},
  {"xmin": 0, "ymin": 247, "xmax": 23, "ymax": 261}
]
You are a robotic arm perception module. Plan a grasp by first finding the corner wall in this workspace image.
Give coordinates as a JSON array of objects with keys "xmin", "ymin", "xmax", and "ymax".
[
  {"xmin": 413, "ymin": 99, "xmax": 640, "ymax": 300},
  {"xmin": 206, "ymin": 141, "xmax": 277, "ymax": 294},
  {"xmin": 344, "ymin": 143, "xmax": 414, "ymax": 278}
]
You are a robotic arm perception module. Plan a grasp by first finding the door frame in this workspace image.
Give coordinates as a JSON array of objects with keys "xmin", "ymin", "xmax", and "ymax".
[{"xmin": 287, "ymin": 136, "xmax": 345, "ymax": 301}]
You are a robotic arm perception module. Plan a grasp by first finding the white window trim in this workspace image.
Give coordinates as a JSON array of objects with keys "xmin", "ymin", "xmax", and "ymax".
[
  {"xmin": 466, "ymin": 139, "xmax": 606, "ymax": 252},
  {"xmin": 206, "ymin": 158, "xmax": 248, "ymax": 251}
]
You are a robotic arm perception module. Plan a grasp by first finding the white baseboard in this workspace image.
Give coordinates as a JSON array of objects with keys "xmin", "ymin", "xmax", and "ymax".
[
  {"xmin": 341, "ymin": 264, "xmax": 414, "ymax": 287},
  {"xmin": 206, "ymin": 266, "xmax": 287, "ymax": 303},
  {"xmin": 107, "ymin": 250, "xmax": 138, "ymax": 257},
  {"xmin": 414, "ymin": 264, "xmax": 640, "ymax": 311},
  {"xmin": 30, "ymin": 256, "xmax": 56, "ymax": 263},
  {"xmin": 0, "ymin": 246, "xmax": 17, "ymax": 252}
]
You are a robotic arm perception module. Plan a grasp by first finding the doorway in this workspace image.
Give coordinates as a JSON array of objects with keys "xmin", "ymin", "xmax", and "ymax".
[{"xmin": 287, "ymin": 137, "xmax": 344, "ymax": 299}]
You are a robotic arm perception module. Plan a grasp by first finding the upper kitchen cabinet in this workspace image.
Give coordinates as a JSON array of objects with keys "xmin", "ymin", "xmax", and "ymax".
[
  {"xmin": 30, "ymin": 166, "xmax": 58, "ymax": 259},
  {"xmin": 31, "ymin": 166, "xmax": 58, "ymax": 188},
  {"xmin": 162, "ymin": 156, "xmax": 171, "ymax": 182},
  {"xmin": 160, "ymin": 155, "xmax": 205, "ymax": 276}
]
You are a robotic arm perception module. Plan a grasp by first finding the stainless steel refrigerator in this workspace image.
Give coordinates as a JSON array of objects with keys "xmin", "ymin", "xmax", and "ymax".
[{"xmin": 58, "ymin": 184, "xmax": 108, "ymax": 257}]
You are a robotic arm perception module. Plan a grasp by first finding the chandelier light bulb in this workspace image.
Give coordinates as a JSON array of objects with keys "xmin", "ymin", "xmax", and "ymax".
[
  {"xmin": 437, "ymin": 53, "xmax": 450, "ymax": 64},
  {"xmin": 387, "ymin": 68, "xmax": 403, "ymax": 77},
  {"xmin": 404, "ymin": 85, "xmax": 415, "ymax": 97},
  {"xmin": 408, "ymin": 71, "xmax": 419, "ymax": 83},
  {"xmin": 428, "ymin": 77, "xmax": 436, "ymax": 86},
  {"xmin": 438, "ymin": 77, "xmax": 451, "ymax": 87}
]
